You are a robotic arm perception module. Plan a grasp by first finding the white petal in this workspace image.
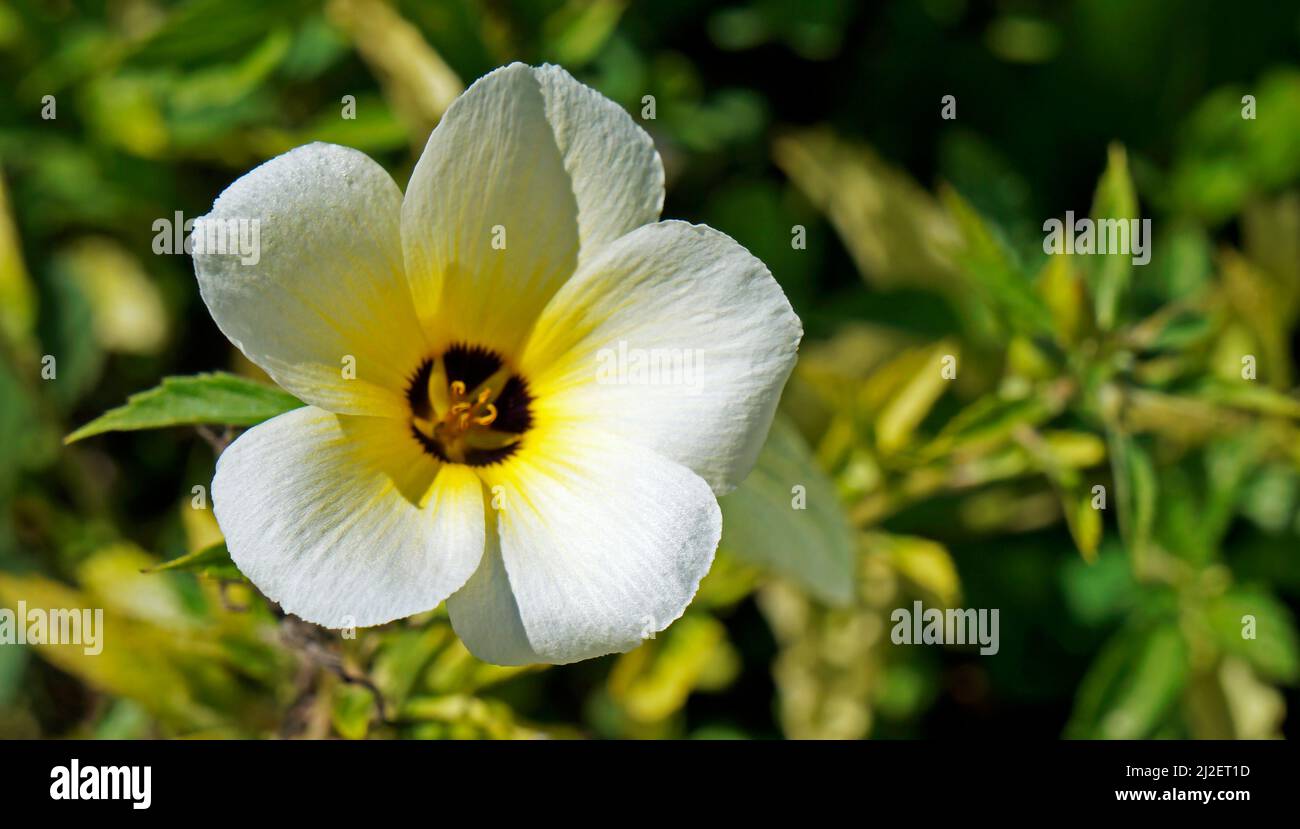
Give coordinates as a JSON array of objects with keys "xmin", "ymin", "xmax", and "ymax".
[
  {"xmin": 194, "ymin": 143, "xmax": 428, "ymax": 418},
  {"xmin": 446, "ymin": 520, "xmax": 541, "ymax": 666},
  {"xmin": 521, "ymin": 220, "xmax": 803, "ymax": 494},
  {"xmin": 401, "ymin": 63, "xmax": 580, "ymax": 359},
  {"xmin": 213, "ymin": 407, "xmax": 485, "ymax": 628},
  {"xmin": 449, "ymin": 427, "xmax": 720, "ymax": 665},
  {"xmin": 533, "ymin": 64, "xmax": 664, "ymax": 263}
]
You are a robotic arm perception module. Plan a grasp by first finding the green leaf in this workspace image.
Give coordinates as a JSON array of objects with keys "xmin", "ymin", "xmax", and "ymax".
[
  {"xmin": 1088, "ymin": 143, "xmax": 1139, "ymax": 331},
  {"xmin": 127, "ymin": 0, "xmax": 313, "ymax": 67},
  {"xmin": 41, "ymin": 260, "xmax": 103, "ymax": 409},
  {"xmin": 921, "ymin": 393, "xmax": 1053, "ymax": 460},
  {"xmin": 145, "ymin": 542, "xmax": 242, "ymax": 580},
  {"xmin": 168, "ymin": 29, "xmax": 293, "ymax": 112},
  {"xmin": 1205, "ymin": 588, "xmax": 1300, "ymax": 683},
  {"xmin": 66, "ymin": 372, "xmax": 302, "ymax": 443},
  {"xmin": 719, "ymin": 415, "xmax": 855, "ymax": 605},
  {"xmin": 0, "ymin": 356, "xmax": 56, "ymax": 492},
  {"xmin": 375, "ymin": 626, "xmax": 455, "ymax": 703},
  {"xmin": 1067, "ymin": 620, "xmax": 1189, "ymax": 739},
  {"xmin": 1106, "ymin": 429, "xmax": 1158, "ymax": 574},
  {"xmin": 331, "ymin": 683, "xmax": 377, "ymax": 740},
  {"xmin": 1061, "ymin": 542, "xmax": 1137, "ymax": 625},
  {"xmin": 543, "ymin": 0, "xmax": 625, "ymax": 66},
  {"xmin": 940, "ymin": 185, "xmax": 1051, "ymax": 337},
  {"xmin": 299, "ymin": 94, "xmax": 408, "ymax": 152},
  {"xmin": 1149, "ymin": 222, "xmax": 1213, "ymax": 300},
  {"xmin": 1151, "ymin": 311, "xmax": 1212, "ymax": 351},
  {"xmin": 1167, "ymin": 70, "xmax": 1300, "ymax": 225}
]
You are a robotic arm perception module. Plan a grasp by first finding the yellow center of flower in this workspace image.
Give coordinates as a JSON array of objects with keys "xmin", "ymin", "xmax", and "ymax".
[{"xmin": 407, "ymin": 345, "xmax": 532, "ymax": 466}]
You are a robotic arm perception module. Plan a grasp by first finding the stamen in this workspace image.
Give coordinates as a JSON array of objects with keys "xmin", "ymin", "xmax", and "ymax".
[
  {"xmin": 467, "ymin": 366, "xmax": 513, "ymax": 407},
  {"xmin": 473, "ymin": 404, "xmax": 498, "ymax": 427},
  {"xmin": 406, "ymin": 346, "xmax": 532, "ymax": 466}
]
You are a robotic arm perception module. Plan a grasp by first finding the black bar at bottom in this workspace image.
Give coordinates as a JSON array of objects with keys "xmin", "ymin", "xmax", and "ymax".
[{"xmin": 0, "ymin": 739, "xmax": 1288, "ymax": 815}]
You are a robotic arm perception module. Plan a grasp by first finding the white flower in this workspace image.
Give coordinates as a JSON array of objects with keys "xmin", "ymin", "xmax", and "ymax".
[{"xmin": 192, "ymin": 63, "xmax": 801, "ymax": 665}]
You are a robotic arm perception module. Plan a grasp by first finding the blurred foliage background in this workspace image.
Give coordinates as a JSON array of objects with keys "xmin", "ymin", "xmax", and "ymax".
[{"xmin": 3, "ymin": 0, "xmax": 1300, "ymax": 739}]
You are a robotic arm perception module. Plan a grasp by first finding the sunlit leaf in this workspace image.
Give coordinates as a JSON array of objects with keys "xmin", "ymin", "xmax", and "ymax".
[
  {"xmin": 872, "ymin": 342, "xmax": 955, "ymax": 454},
  {"xmin": 607, "ymin": 614, "xmax": 739, "ymax": 725},
  {"xmin": 867, "ymin": 532, "xmax": 960, "ymax": 606},
  {"xmin": 66, "ymin": 372, "xmax": 302, "ymax": 443},
  {"xmin": 146, "ymin": 542, "xmax": 243, "ymax": 581}
]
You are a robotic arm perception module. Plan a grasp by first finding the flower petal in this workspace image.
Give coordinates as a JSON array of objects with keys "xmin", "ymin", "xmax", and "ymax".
[
  {"xmin": 445, "ymin": 519, "xmax": 541, "ymax": 666},
  {"xmin": 401, "ymin": 63, "xmax": 580, "ymax": 359},
  {"xmin": 194, "ymin": 143, "xmax": 428, "ymax": 418},
  {"xmin": 521, "ymin": 220, "xmax": 803, "ymax": 494},
  {"xmin": 448, "ymin": 426, "xmax": 720, "ymax": 665},
  {"xmin": 533, "ymin": 64, "xmax": 664, "ymax": 263},
  {"xmin": 213, "ymin": 407, "xmax": 485, "ymax": 628}
]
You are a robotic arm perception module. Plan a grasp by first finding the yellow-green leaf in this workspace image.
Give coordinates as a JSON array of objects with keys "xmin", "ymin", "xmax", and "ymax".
[{"xmin": 66, "ymin": 372, "xmax": 302, "ymax": 443}]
